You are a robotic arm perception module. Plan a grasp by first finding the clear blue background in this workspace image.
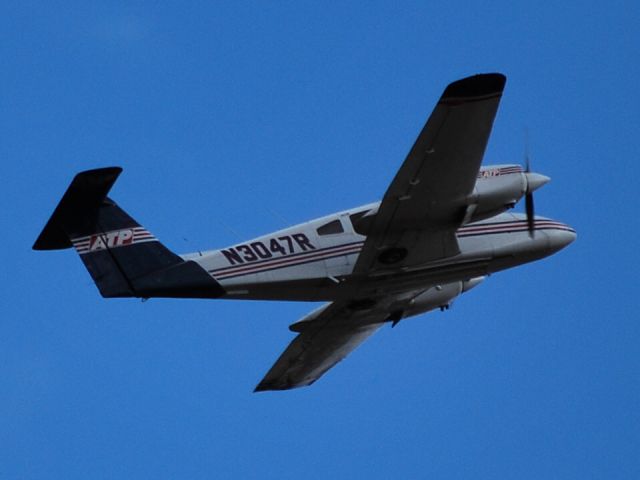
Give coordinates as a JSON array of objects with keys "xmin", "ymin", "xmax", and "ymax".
[{"xmin": 2, "ymin": 1, "xmax": 638, "ymax": 478}]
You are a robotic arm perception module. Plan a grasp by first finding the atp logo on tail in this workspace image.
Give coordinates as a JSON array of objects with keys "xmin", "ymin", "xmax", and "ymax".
[
  {"xmin": 71, "ymin": 227, "xmax": 156, "ymax": 255},
  {"xmin": 89, "ymin": 229, "xmax": 135, "ymax": 251}
]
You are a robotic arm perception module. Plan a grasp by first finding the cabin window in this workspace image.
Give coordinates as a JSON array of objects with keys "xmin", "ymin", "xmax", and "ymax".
[
  {"xmin": 349, "ymin": 209, "xmax": 373, "ymax": 235},
  {"xmin": 349, "ymin": 210, "xmax": 368, "ymax": 226},
  {"xmin": 317, "ymin": 219, "xmax": 344, "ymax": 236}
]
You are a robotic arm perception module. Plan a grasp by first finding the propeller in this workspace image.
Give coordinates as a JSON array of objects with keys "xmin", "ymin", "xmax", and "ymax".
[
  {"xmin": 522, "ymin": 130, "xmax": 550, "ymax": 238},
  {"xmin": 524, "ymin": 137, "xmax": 535, "ymax": 237}
]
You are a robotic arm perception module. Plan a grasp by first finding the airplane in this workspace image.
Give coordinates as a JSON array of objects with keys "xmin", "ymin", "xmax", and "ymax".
[{"xmin": 33, "ymin": 73, "xmax": 576, "ymax": 392}]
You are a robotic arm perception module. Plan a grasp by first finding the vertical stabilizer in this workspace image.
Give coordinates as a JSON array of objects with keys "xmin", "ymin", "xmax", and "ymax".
[{"xmin": 34, "ymin": 168, "xmax": 224, "ymax": 299}]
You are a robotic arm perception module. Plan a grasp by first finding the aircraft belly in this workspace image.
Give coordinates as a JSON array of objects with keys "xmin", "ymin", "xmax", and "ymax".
[
  {"xmin": 220, "ymin": 278, "xmax": 344, "ymax": 301},
  {"xmin": 324, "ymin": 252, "xmax": 357, "ymax": 279},
  {"xmin": 218, "ymin": 260, "xmax": 327, "ymax": 285},
  {"xmin": 323, "ymin": 254, "xmax": 348, "ymax": 276},
  {"xmin": 358, "ymin": 259, "xmax": 490, "ymax": 297}
]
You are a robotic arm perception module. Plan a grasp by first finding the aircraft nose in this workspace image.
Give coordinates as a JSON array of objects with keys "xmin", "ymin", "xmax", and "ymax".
[{"xmin": 546, "ymin": 225, "xmax": 576, "ymax": 253}]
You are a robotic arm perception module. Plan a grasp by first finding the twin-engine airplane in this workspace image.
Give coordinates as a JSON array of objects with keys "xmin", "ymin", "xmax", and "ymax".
[{"xmin": 34, "ymin": 73, "xmax": 575, "ymax": 391}]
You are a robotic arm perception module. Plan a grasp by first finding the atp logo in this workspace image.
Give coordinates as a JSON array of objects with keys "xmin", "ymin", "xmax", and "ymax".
[
  {"xmin": 479, "ymin": 168, "xmax": 500, "ymax": 178},
  {"xmin": 89, "ymin": 229, "xmax": 135, "ymax": 251}
]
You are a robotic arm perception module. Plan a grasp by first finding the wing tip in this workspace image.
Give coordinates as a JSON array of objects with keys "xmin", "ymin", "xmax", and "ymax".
[
  {"xmin": 441, "ymin": 73, "xmax": 506, "ymax": 102},
  {"xmin": 253, "ymin": 382, "xmax": 292, "ymax": 393},
  {"xmin": 253, "ymin": 384, "xmax": 270, "ymax": 393},
  {"xmin": 253, "ymin": 378, "xmax": 314, "ymax": 393},
  {"xmin": 254, "ymin": 379, "xmax": 286, "ymax": 393}
]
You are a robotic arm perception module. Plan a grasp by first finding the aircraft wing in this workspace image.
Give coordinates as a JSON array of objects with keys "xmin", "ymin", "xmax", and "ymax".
[
  {"xmin": 256, "ymin": 74, "xmax": 506, "ymax": 392},
  {"xmin": 255, "ymin": 300, "xmax": 396, "ymax": 391},
  {"xmin": 353, "ymin": 73, "xmax": 506, "ymax": 274}
]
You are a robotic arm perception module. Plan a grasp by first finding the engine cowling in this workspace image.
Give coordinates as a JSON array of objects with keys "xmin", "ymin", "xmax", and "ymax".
[
  {"xmin": 463, "ymin": 166, "xmax": 549, "ymax": 224},
  {"xmin": 350, "ymin": 166, "xmax": 549, "ymax": 234},
  {"xmin": 403, "ymin": 276, "xmax": 484, "ymax": 319}
]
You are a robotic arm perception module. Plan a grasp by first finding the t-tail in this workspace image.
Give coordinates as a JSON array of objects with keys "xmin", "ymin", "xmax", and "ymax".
[{"xmin": 33, "ymin": 167, "xmax": 224, "ymax": 299}]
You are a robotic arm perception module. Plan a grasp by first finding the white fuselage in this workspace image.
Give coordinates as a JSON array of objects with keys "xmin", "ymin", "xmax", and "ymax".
[{"xmin": 182, "ymin": 165, "xmax": 575, "ymax": 303}]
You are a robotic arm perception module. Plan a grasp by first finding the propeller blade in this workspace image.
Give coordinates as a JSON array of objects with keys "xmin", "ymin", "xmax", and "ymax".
[
  {"xmin": 525, "ymin": 192, "xmax": 535, "ymax": 237},
  {"xmin": 524, "ymin": 128, "xmax": 534, "ymax": 236}
]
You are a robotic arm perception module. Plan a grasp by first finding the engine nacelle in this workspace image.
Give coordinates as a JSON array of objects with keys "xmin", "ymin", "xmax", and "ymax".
[
  {"xmin": 402, "ymin": 276, "xmax": 484, "ymax": 319},
  {"xmin": 351, "ymin": 165, "xmax": 549, "ymax": 234},
  {"xmin": 463, "ymin": 166, "xmax": 549, "ymax": 224}
]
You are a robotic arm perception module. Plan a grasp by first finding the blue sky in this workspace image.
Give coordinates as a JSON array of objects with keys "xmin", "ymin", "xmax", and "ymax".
[{"xmin": 2, "ymin": 1, "xmax": 638, "ymax": 478}]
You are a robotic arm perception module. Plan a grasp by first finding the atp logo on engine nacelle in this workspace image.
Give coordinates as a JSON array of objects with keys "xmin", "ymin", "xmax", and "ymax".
[{"xmin": 89, "ymin": 229, "xmax": 135, "ymax": 251}]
